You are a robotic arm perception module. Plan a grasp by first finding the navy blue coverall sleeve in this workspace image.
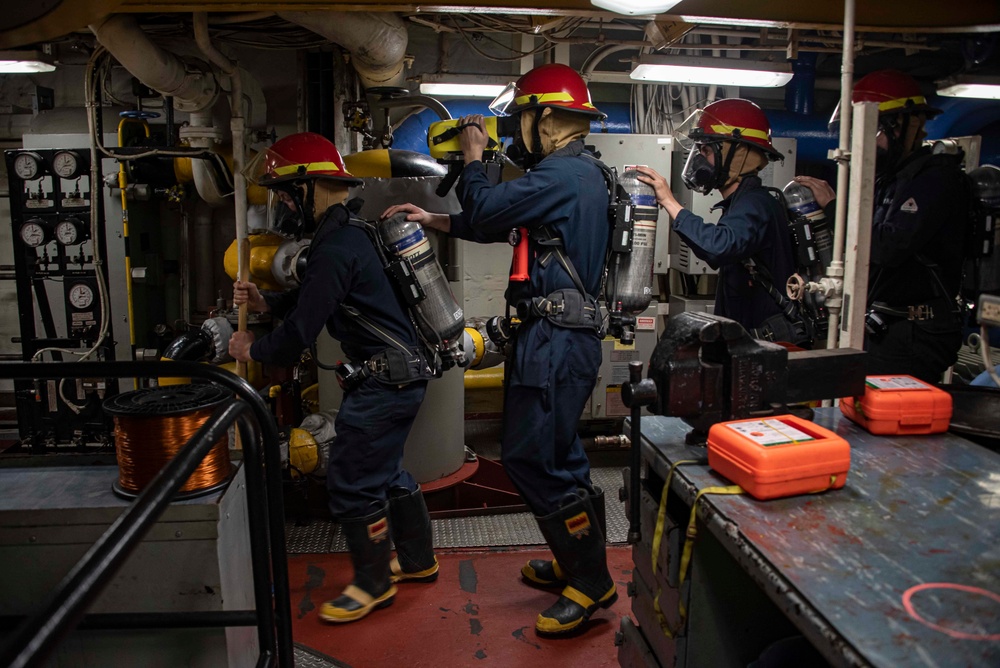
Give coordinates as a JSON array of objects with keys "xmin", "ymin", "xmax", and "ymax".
[
  {"xmin": 261, "ymin": 289, "xmax": 299, "ymax": 318},
  {"xmin": 449, "ymin": 160, "xmax": 573, "ymax": 242},
  {"xmin": 250, "ymin": 239, "xmax": 359, "ymax": 366},
  {"xmin": 671, "ymin": 194, "xmax": 771, "ymax": 269}
]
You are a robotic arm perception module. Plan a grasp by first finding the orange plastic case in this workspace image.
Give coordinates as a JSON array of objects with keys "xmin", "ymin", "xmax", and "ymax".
[
  {"xmin": 706, "ymin": 415, "xmax": 850, "ymax": 500},
  {"xmin": 839, "ymin": 375, "xmax": 952, "ymax": 435}
]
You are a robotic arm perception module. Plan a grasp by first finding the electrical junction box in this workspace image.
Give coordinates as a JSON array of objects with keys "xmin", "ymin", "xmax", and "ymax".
[
  {"xmin": 584, "ymin": 303, "xmax": 660, "ymax": 420},
  {"xmin": 0, "ymin": 463, "xmax": 257, "ymax": 668}
]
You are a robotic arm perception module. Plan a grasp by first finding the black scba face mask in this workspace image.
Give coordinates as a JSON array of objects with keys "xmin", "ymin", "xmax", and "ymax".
[
  {"xmin": 270, "ymin": 182, "xmax": 315, "ymax": 239},
  {"xmin": 681, "ymin": 143, "xmax": 722, "ymax": 195}
]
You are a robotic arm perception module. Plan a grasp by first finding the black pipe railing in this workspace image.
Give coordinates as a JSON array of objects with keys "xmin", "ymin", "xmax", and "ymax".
[{"xmin": 0, "ymin": 361, "xmax": 293, "ymax": 668}]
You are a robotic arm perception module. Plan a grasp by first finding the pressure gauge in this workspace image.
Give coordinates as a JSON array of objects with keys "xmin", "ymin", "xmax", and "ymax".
[
  {"xmin": 68, "ymin": 283, "xmax": 95, "ymax": 309},
  {"xmin": 13, "ymin": 152, "xmax": 44, "ymax": 181},
  {"xmin": 52, "ymin": 150, "xmax": 83, "ymax": 179},
  {"xmin": 19, "ymin": 218, "xmax": 50, "ymax": 247},
  {"xmin": 56, "ymin": 216, "xmax": 88, "ymax": 245}
]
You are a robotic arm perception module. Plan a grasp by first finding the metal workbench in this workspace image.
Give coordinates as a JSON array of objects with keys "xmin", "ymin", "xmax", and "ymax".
[{"xmin": 618, "ymin": 408, "xmax": 1000, "ymax": 668}]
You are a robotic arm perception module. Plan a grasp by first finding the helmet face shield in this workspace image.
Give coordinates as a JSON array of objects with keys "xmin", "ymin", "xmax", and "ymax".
[
  {"xmin": 489, "ymin": 82, "xmax": 520, "ymax": 117},
  {"xmin": 243, "ymin": 145, "xmax": 306, "ymax": 187},
  {"xmin": 673, "ymin": 108, "xmax": 711, "ymax": 152}
]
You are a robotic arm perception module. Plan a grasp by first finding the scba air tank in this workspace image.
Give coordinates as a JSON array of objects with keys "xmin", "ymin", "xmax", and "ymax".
[
  {"xmin": 783, "ymin": 181, "xmax": 833, "ymax": 274},
  {"xmin": 379, "ymin": 213, "xmax": 466, "ymax": 365},
  {"xmin": 606, "ymin": 169, "xmax": 658, "ymax": 314}
]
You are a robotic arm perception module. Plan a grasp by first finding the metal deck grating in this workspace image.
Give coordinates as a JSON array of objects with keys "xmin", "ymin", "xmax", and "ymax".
[
  {"xmin": 285, "ymin": 418, "xmax": 631, "ymax": 554},
  {"xmin": 286, "ymin": 465, "xmax": 629, "ymax": 554}
]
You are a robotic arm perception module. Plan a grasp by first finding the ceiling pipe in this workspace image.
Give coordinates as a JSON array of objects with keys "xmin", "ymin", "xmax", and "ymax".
[
  {"xmin": 277, "ymin": 11, "xmax": 408, "ymax": 89},
  {"xmin": 89, "ymin": 14, "xmax": 218, "ymax": 113}
]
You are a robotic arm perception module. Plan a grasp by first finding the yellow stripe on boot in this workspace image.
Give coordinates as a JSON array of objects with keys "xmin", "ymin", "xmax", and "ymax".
[
  {"xmin": 390, "ymin": 555, "xmax": 440, "ymax": 583},
  {"xmin": 535, "ymin": 584, "xmax": 618, "ymax": 636},
  {"xmin": 521, "ymin": 558, "xmax": 566, "ymax": 587},
  {"xmin": 318, "ymin": 583, "xmax": 397, "ymax": 623}
]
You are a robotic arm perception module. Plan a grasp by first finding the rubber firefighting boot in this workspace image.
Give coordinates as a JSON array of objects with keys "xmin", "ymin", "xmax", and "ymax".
[
  {"xmin": 534, "ymin": 490, "xmax": 618, "ymax": 637},
  {"xmin": 522, "ymin": 486, "xmax": 606, "ymax": 588},
  {"xmin": 319, "ymin": 505, "xmax": 397, "ymax": 623},
  {"xmin": 388, "ymin": 486, "xmax": 439, "ymax": 583}
]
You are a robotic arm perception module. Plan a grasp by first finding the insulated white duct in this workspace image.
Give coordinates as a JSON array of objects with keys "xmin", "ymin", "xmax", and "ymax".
[
  {"xmin": 277, "ymin": 11, "xmax": 408, "ymax": 89},
  {"xmin": 89, "ymin": 14, "xmax": 219, "ymax": 113}
]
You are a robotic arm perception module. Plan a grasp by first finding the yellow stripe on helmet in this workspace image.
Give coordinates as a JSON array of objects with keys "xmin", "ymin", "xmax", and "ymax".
[
  {"xmin": 271, "ymin": 161, "xmax": 342, "ymax": 177},
  {"xmin": 708, "ymin": 124, "xmax": 771, "ymax": 142},
  {"xmin": 877, "ymin": 96, "xmax": 927, "ymax": 112},
  {"xmin": 514, "ymin": 92, "xmax": 575, "ymax": 106}
]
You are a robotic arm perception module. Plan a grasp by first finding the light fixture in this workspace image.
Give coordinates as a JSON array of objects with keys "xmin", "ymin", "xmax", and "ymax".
[
  {"xmin": 591, "ymin": 0, "xmax": 683, "ymax": 16},
  {"xmin": 937, "ymin": 75, "xmax": 1000, "ymax": 100},
  {"xmin": 630, "ymin": 55, "xmax": 793, "ymax": 88},
  {"xmin": 0, "ymin": 50, "xmax": 55, "ymax": 74},
  {"xmin": 418, "ymin": 74, "xmax": 510, "ymax": 98}
]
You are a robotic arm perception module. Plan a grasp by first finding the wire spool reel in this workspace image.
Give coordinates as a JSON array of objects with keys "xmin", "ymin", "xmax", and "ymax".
[{"xmin": 103, "ymin": 384, "xmax": 234, "ymax": 500}]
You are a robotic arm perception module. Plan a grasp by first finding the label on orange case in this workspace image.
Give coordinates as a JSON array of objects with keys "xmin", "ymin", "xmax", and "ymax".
[
  {"xmin": 724, "ymin": 419, "xmax": 816, "ymax": 446},
  {"xmin": 865, "ymin": 376, "xmax": 930, "ymax": 391}
]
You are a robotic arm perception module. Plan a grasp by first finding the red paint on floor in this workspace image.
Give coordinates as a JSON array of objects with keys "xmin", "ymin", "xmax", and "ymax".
[{"xmin": 288, "ymin": 546, "xmax": 635, "ymax": 667}]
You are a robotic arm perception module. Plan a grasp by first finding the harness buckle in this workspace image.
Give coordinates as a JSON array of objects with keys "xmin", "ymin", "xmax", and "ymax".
[{"xmin": 907, "ymin": 305, "xmax": 934, "ymax": 321}]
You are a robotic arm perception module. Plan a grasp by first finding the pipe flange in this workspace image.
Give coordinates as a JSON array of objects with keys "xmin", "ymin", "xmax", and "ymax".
[{"xmin": 179, "ymin": 124, "xmax": 226, "ymax": 144}]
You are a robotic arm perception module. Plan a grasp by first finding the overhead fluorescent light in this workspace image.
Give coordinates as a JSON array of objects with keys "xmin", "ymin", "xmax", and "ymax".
[
  {"xmin": 0, "ymin": 50, "xmax": 55, "ymax": 74},
  {"xmin": 630, "ymin": 55, "xmax": 793, "ymax": 88},
  {"xmin": 591, "ymin": 0, "xmax": 683, "ymax": 16},
  {"xmin": 937, "ymin": 75, "xmax": 1000, "ymax": 100},
  {"xmin": 419, "ymin": 73, "xmax": 509, "ymax": 98}
]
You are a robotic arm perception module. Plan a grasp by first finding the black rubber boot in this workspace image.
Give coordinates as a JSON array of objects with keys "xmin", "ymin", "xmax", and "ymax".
[
  {"xmin": 522, "ymin": 486, "xmax": 606, "ymax": 589},
  {"xmin": 533, "ymin": 490, "xmax": 618, "ymax": 637},
  {"xmin": 388, "ymin": 486, "xmax": 439, "ymax": 583},
  {"xmin": 319, "ymin": 505, "xmax": 397, "ymax": 623}
]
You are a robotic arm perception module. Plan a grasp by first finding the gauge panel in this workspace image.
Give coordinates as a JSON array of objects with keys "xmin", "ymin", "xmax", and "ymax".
[
  {"xmin": 68, "ymin": 283, "xmax": 95, "ymax": 309},
  {"xmin": 55, "ymin": 216, "xmax": 88, "ymax": 245},
  {"xmin": 19, "ymin": 218, "xmax": 51, "ymax": 247},
  {"xmin": 13, "ymin": 152, "xmax": 44, "ymax": 181},
  {"xmin": 52, "ymin": 150, "xmax": 83, "ymax": 179}
]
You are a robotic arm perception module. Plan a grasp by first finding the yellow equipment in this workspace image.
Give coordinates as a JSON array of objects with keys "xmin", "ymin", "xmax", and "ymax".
[{"xmin": 426, "ymin": 116, "xmax": 516, "ymax": 160}]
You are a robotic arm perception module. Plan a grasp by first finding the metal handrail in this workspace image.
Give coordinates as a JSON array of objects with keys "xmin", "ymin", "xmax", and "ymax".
[{"xmin": 0, "ymin": 361, "xmax": 293, "ymax": 668}]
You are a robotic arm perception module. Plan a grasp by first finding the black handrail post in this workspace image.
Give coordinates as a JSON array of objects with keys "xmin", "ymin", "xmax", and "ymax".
[
  {"xmin": 237, "ymin": 414, "xmax": 280, "ymax": 660},
  {"xmin": 0, "ymin": 401, "xmax": 248, "ymax": 668},
  {"xmin": 0, "ymin": 361, "xmax": 292, "ymax": 668}
]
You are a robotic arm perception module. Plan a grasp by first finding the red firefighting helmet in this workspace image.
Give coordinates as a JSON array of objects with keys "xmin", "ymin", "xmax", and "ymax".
[
  {"xmin": 829, "ymin": 69, "xmax": 942, "ymax": 127},
  {"xmin": 489, "ymin": 63, "xmax": 606, "ymax": 119},
  {"xmin": 674, "ymin": 98, "xmax": 783, "ymax": 161},
  {"xmin": 246, "ymin": 132, "xmax": 362, "ymax": 188}
]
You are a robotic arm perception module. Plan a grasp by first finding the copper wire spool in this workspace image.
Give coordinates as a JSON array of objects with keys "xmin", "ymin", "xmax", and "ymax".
[{"xmin": 104, "ymin": 384, "xmax": 234, "ymax": 500}]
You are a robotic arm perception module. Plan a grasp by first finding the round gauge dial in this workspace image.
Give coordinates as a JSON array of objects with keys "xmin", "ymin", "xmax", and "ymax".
[
  {"xmin": 13, "ymin": 152, "xmax": 43, "ymax": 181},
  {"xmin": 19, "ymin": 219, "xmax": 50, "ymax": 247},
  {"xmin": 52, "ymin": 150, "xmax": 82, "ymax": 179},
  {"xmin": 68, "ymin": 283, "xmax": 95, "ymax": 309},
  {"xmin": 56, "ymin": 217, "xmax": 86, "ymax": 245}
]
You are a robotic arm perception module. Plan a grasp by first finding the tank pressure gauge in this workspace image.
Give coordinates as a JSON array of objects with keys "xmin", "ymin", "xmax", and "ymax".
[
  {"xmin": 68, "ymin": 283, "xmax": 95, "ymax": 309},
  {"xmin": 13, "ymin": 152, "xmax": 44, "ymax": 181},
  {"xmin": 19, "ymin": 218, "xmax": 50, "ymax": 247},
  {"xmin": 56, "ymin": 216, "xmax": 88, "ymax": 245},
  {"xmin": 52, "ymin": 150, "xmax": 83, "ymax": 179}
]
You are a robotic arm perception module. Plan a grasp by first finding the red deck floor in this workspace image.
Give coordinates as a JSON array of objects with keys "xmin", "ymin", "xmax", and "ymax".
[{"xmin": 288, "ymin": 545, "xmax": 635, "ymax": 667}]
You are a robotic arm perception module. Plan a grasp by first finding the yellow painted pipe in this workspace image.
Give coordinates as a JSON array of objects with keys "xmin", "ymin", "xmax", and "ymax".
[
  {"xmin": 223, "ymin": 233, "xmax": 286, "ymax": 291},
  {"xmin": 464, "ymin": 367, "xmax": 504, "ymax": 390}
]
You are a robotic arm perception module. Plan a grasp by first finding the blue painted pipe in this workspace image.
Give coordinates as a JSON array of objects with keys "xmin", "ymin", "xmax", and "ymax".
[
  {"xmin": 785, "ymin": 53, "xmax": 818, "ymax": 116},
  {"xmin": 391, "ymin": 96, "xmax": 1000, "ymax": 167},
  {"xmin": 392, "ymin": 100, "xmax": 632, "ymax": 155}
]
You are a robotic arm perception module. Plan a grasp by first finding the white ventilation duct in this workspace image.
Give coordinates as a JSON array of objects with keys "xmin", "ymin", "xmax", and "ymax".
[
  {"xmin": 89, "ymin": 14, "xmax": 219, "ymax": 113},
  {"xmin": 277, "ymin": 11, "xmax": 408, "ymax": 89}
]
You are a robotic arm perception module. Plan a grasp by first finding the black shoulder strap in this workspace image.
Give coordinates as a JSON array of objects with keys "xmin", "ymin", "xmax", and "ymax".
[{"xmin": 519, "ymin": 152, "xmax": 615, "ymax": 302}]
